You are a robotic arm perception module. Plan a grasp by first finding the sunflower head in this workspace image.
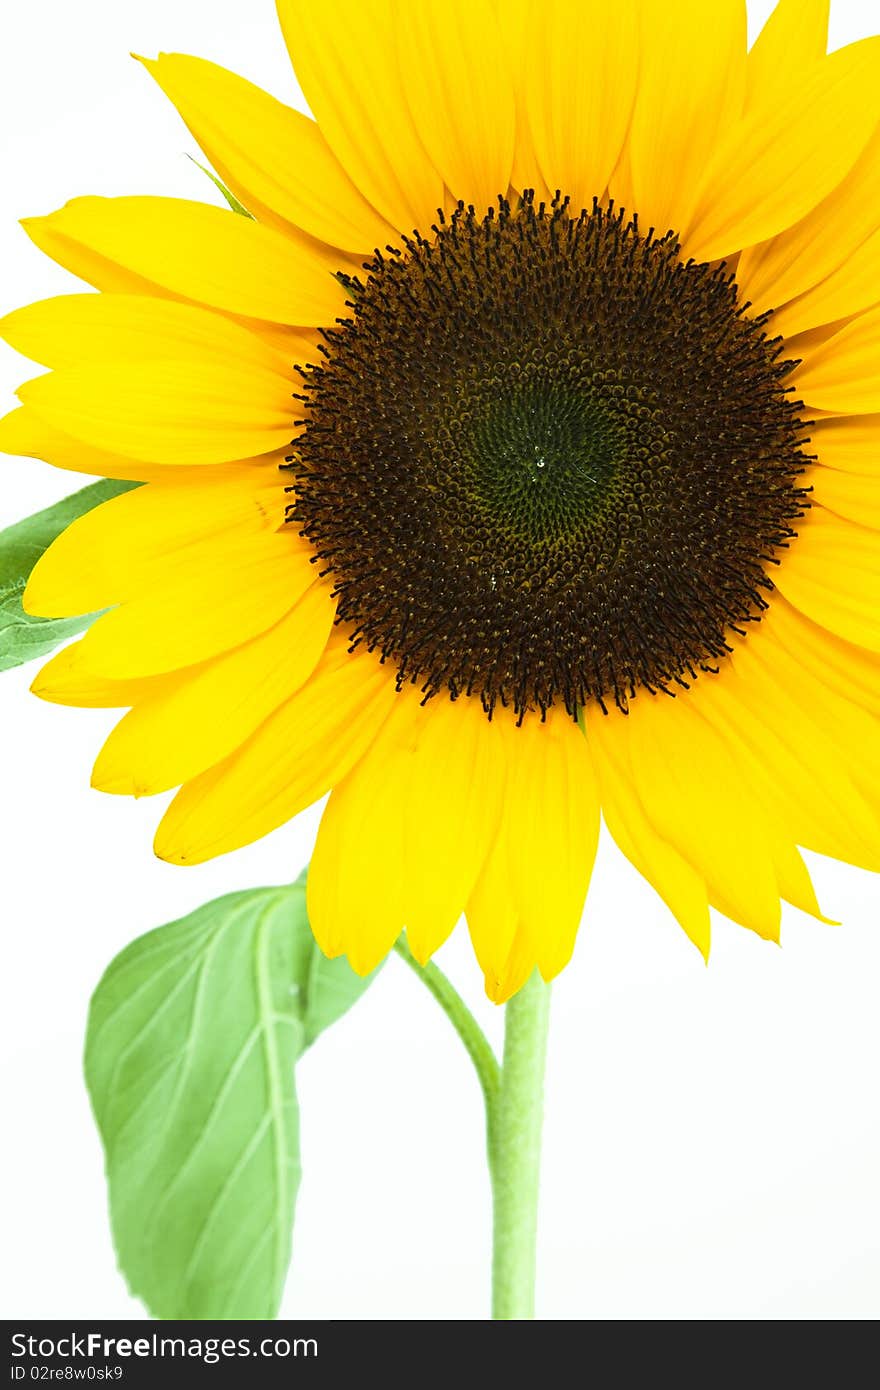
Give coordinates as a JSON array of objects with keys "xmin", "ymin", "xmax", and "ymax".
[
  {"xmin": 290, "ymin": 193, "xmax": 812, "ymax": 716},
  {"xmin": 2, "ymin": 0, "xmax": 880, "ymax": 1001}
]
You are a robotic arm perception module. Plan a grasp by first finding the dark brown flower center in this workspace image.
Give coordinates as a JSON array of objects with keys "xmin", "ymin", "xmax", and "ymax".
[{"xmin": 285, "ymin": 195, "xmax": 811, "ymax": 718}]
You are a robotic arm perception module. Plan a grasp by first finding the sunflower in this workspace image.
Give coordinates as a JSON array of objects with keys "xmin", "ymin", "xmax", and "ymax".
[{"xmin": 2, "ymin": 0, "xmax": 880, "ymax": 1003}]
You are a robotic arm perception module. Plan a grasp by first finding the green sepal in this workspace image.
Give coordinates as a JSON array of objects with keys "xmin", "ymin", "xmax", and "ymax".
[
  {"xmin": 187, "ymin": 154, "xmax": 253, "ymax": 217},
  {"xmin": 0, "ymin": 478, "xmax": 138, "ymax": 673},
  {"xmin": 84, "ymin": 872, "xmax": 379, "ymax": 1320}
]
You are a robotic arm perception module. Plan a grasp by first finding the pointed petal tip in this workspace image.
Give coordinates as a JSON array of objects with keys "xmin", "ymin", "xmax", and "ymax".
[
  {"xmin": 130, "ymin": 50, "xmax": 167, "ymax": 67},
  {"xmin": 403, "ymin": 916, "xmax": 459, "ymax": 968},
  {"xmin": 344, "ymin": 934, "xmax": 395, "ymax": 977},
  {"xmin": 347, "ymin": 951, "xmax": 380, "ymax": 979},
  {"xmin": 19, "ymin": 196, "xmax": 80, "ymax": 232},
  {"xmin": 21, "ymin": 577, "xmax": 52, "ymax": 620},
  {"xmin": 483, "ymin": 973, "xmax": 507, "ymax": 1006},
  {"xmin": 0, "ymin": 404, "xmax": 23, "ymax": 445},
  {"xmin": 303, "ymin": 892, "xmax": 351, "ymax": 968},
  {"xmin": 484, "ymin": 970, "xmax": 525, "ymax": 1006},
  {"xmin": 29, "ymin": 673, "xmax": 57, "ymax": 702},
  {"xmin": 0, "ymin": 307, "xmax": 41, "ymax": 360},
  {"xmin": 15, "ymin": 373, "xmax": 48, "ymax": 407},
  {"xmin": 133, "ymin": 52, "xmax": 165, "ymax": 75},
  {"xmin": 152, "ymin": 817, "xmax": 192, "ymax": 864},
  {"xmin": 153, "ymin": 837, "xmax": 188, "ymax": 866},
  {"xmin": 537, "ymin": 947, "xmax": 573, "ymax": 986},
  {"xmin": 680, "ymin": 912, "xmax": 711, "ymax": 965},
  {"xmin": 90, "ymin": 763, "xmax": 139, "ymax": 797},
  {"xmin": 20, "ymin": 211, "xmax": 55, "ymax": 237},
  {"xmin": 685, "ymin": 928, "xmax": 711, "ymax": 966},
  {"xmin": 313, "ymin": 938, "xmax": 343, "ymax": 963}
]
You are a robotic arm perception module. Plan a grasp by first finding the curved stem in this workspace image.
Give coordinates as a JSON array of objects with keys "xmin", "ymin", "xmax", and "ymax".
[
  {"xmin": 489, "ymin": 972, "xmax": 551, "ymax": 1320},
  {"xmin": 393, "ymin": 937, "xmax": 500, "ymax": 1108},
  {"xmin": 394, "ymin": 939, "xmax": 551, "ymax": 1320}
]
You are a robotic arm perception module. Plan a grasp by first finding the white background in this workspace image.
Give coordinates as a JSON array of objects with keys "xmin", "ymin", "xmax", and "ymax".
[{"xmin": 1, "ymin": 0, "xmax": 879, "ymax": 1322}]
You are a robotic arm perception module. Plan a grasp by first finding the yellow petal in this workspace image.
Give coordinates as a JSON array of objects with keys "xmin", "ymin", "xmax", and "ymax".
[
  {"xmin": 398, "ymin": 1, "xmax": 515, "ymax": 214},
  {"xmin": 22, "ymin": 216, "xmax": 164, "ymax": 297},
  {"xmin": 624, "ymin": 690, "xmax": 781, "ymax": 939},
  {"xmin": 494, "ymin": 0, "xmax": 551, "ymax": 200},
  {"xmin": 464, "ymin": 711, "xmax": 598, "ymax": 987},
  {"xmin": 769, "ymin": 843, "xmax": 828, "ymax": 922},
  {"xmin": 525, "ymin": 0, "xmax": 638, "ymax": 215},
  {"xmin": 92, "ymin": 581, "xmax": 335, "ymax": 795},
  {"xmin": 688, "ymin": 644, "xmax": 836, "ymax": 920},
  {"xmin": 791, "ymin": 305, "xmax": 880, "ymax": 414},
  {"xmin": 483, "ymin": 932, "xmax": 539, "ymax": 1006},
  {"xmin": 685, "ymin": 38, "xmax": 880, "ymax": 261},
  {"xmin": 155, "ymin": 640, "xmax": 398, "ymax": 864},
  {"xmin": 32, "ymin": 642, "xmax": 166, "ymax": 708},
  {"xmin": 699, "ymin": 634, "xmax": 880, "ymax": 872},
  {"xmin": 751, "ymin": 618, "xmax": 880, "ymax": 812},
  {"xmin": 728, "ymin": 614, "xmax": 880, "ymax": 874},
  {"xmin": 62, "ymin": 532, "xmax": 312, "ymax": 677},
  {"xmin": 738, "ymin": 125, "xmax": 880, "ymax": 332},
  {"xmin": 785, "ymin": 319, "xmax": 858, "ymax": 359},
  {"xmin": 774, "ymin": 504, "xmax": 880, "ymax": 650},
  {"xmin": 18, "ymin": 357, "xmax": 295, "ymax": 464},
  {"xmin": 597, "ymin": 656, "xmax": 828, "ymax": 928},
  {"xmin": 628, "ymin": 1, "xmax": 746, "ymax": 237},
  {"xmin": 140, "ymin": 52, "xmax": 393, "ymax": 253},
  {"xmin": 466, "ymin": 836, "xmax": 534, "ymax": 1006},
  {"xmin": 18, "ymin": 210, "xmax": 323, "ymax": 361},
  {"xmin": 403, "ymin": 697, "xmax": 508, "ymax": 963},
  {"xmin": 23, "ymin": 469, "xmax": 277, "ymax": 616},
  {"xmin": 586, "ymin": 705, "xmax": 711, "ymax": 958},
  {"xmin": 606, "ymin": 140, "xmax": 637, "ymax": 221},
  {"xmin": 0, "ymin": 405, "xmax": 164, "ymax": 480},
  {"xmin": 23, "ymin": 196, "xmax": 346, "ymax": 325},
  {"xmin": 276, "ymin": 0, "xmax": 444, "ymax": 234},
  {"xmin": 245, "ymin": 320, "xmax": 320, "ymax": 362},
  {"xmin": 309, "ymin": 688, "xmax": 506, "ymax": 974},
  {"xmin": 745, "ymin": 0, "xmax": 829, "ymax": 110},
  {"xmin": 808, "ymin": 465, "xmax": 880, "ymax": 528},
  {"xmin": 0, "ymin": 293, "xmax": 290, "ymax": 371},
  {"xmin": 306, "ymin": 706, "xmax": 410, "ymax": 976},
  {"xmin": 506, "ymin": 712, "xmax": 600, "ymax": 980},
  {"xmin": 769, "ymin": 224, "xmax": 880, "ymax": 339},
  {"xmin": 769, "ymin": 591, "xmax": 880, "ymax": 719},
  {"xmin": 811, "ymin": 415, "xmax": 880, "ymax": 475}
]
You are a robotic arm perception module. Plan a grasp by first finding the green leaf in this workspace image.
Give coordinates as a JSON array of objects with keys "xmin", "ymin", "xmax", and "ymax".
[
  {"xmin": 84, "ymin": 876, "xmax": 379, "ymax": 1320},
  {"xmin": 187, "ymin": 154, "xmax": 253, "ymax": 217},
  {"xmin": 0, "ymin": 478, "xmax": 138, "ymax": 672}
]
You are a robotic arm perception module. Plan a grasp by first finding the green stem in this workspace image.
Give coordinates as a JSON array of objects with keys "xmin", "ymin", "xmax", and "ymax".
[
  {"xmin": 394, "ymin": 940, "xmax": 551, "ymax": 1320},
  {"xmin": 489, "ymin": 972, "xmax": 551, "ymax": 1320},
  {"xmin": 393, "ymin": 937, "xmax": 500, "ymax": 1109}
]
